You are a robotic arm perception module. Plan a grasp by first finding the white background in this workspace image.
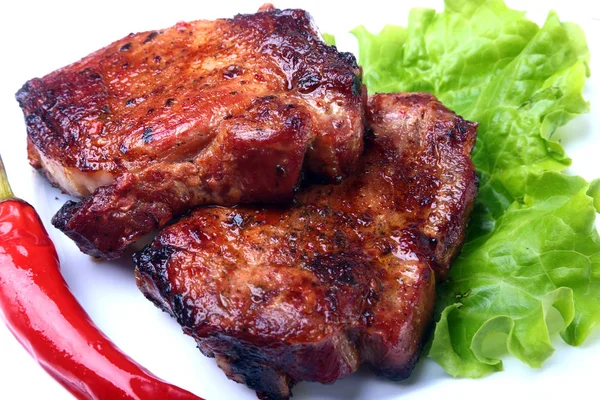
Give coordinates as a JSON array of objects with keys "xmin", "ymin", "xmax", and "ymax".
[{"xmin": 1, "ymin": 1, "xmax": 599, "ymax": 399}]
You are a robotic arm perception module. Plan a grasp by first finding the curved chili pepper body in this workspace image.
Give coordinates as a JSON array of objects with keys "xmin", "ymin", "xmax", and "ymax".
[{"xmin": 0, "ymin": 195, "xmax": 202, "ymax": 399}]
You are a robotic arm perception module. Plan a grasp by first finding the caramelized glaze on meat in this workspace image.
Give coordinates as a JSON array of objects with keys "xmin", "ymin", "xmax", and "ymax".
[
  {"xmin": 134, "ymin": 93, "xmax": 478, "ymax": 399},
  {"xmin": 16, "ymin": 6, "xmax": 365, "ymax": 259}
]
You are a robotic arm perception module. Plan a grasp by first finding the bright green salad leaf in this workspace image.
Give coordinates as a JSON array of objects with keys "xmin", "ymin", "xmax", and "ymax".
[
  {"xmin": 352, "ymin": 0, "xmax": 599, "ymax": 377},
  {"xmin": 430, "ymin": 172, "xmax": 600, "ymax": 376},
  {"xmin": 322, "ymin": 33, "xmax": 337, "ymax": 46}
]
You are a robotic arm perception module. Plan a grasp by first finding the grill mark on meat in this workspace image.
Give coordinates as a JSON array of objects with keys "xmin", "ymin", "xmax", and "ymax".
[{"xmin": 134, "ymin": 93, "xmax": 478, "ymax": 399}]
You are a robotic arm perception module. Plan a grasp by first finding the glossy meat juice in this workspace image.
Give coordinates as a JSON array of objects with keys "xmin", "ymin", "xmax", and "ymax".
[
  {"xmin": 135, "ymin": 93, "xmax": 478, "ymax": 399},
  {"xmin": 17, "ymin": 6, "xmax": 365, "ymax": 259}
]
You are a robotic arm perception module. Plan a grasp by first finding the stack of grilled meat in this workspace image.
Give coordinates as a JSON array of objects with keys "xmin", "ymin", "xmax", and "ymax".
[{"xmin": 17, "ymin": 5, "xmax": 477, "ymax": 399}]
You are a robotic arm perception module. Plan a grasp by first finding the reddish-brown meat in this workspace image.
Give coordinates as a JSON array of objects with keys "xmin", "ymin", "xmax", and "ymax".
[
  {"xmin": 134, "ymin": 93, "xmax": 478, "ymax": 399},
  {"xmin": 16, "ymin": 6, "xmax": 365, "ymax": 259}
]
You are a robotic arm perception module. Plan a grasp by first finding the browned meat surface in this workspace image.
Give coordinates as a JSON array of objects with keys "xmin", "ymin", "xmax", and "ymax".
[
  {"xmin": 134, "ymin": 93, "xmax": 478, "ymax": 399},
  {"xmin": 16, "ymin": 6, "xmax": 365, "ymax": 259}
]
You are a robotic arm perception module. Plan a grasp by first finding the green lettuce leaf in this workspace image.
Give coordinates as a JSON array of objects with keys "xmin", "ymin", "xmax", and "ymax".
[
  {"xmin": 322, "ymin": 32, "xmax": 337, "ymax": 46},
  {"xmin": 352, "ymin": 0, "xmax": 599, "ymax": 377},
  {"xmin": 429, "ymin": 172, "xmax": 600, "ymax": 376}
]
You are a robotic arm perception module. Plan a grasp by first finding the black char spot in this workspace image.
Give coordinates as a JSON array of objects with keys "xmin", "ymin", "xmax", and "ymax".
[
  {"xmin": 144, "ymin": 31, "xmax": 159, "ymax": 44},
  {"xmin": 142, "ymin": 127, "xmax": 153, "ymax": 143}
]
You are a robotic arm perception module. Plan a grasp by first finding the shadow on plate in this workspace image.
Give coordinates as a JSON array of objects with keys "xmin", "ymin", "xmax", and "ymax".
[{"xmin": 293, "ymin": 354, "xmax": 432, "ymax": 400}]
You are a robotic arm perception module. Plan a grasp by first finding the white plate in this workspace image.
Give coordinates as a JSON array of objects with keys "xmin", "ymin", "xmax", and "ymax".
[{"xmin": 1, "ymin": 1, "xmax": 599, "ymax": 399}]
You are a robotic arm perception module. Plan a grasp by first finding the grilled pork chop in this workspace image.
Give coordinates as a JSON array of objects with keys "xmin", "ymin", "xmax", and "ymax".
[
  {"xmin": 16, "ymin": 6, "xmax": 365, "ymax": 259},
  {"xmin": 134, "ymin": 93, "xmax": 478, "ymax": 399}
]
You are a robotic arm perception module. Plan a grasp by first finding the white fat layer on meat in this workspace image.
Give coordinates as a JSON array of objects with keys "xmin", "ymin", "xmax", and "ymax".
[{"xmin": 36, "ymin": 149, "xmax": 114, "ymax": 197}]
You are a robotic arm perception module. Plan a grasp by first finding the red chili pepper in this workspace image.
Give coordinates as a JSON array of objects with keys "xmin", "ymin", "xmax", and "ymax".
[{"xmin": 0, "ymin": 155, "xmax": 203, "ymax": 400}]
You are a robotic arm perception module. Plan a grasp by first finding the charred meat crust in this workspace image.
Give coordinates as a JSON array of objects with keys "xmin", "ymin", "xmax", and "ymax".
[
  {"xmin": 134, "ymin": 93, "xmax": 478, "ymax": 399},
  {"xmin": 17, "ymin": 7, "xmax": 365, "ymax": 259}
]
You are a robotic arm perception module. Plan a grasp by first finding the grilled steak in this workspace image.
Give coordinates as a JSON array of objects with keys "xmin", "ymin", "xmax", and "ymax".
[
  {"xmin": 16, "ymin": 5, "xmax": 365, "ymax": 259},
  {"xmin": 134, "ymin": 93, "xmax": 478, "ymax": 399}
]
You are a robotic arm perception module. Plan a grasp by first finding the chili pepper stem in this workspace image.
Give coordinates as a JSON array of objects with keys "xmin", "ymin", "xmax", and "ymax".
[{"xmin": 0, "ymin": 155, "xmax": 15, "ymax": 201}]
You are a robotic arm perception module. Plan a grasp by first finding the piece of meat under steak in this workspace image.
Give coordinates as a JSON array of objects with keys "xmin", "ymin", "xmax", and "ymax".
[
  {"xmin": 134, "ymin": 93, "xmax": 478, "ymax": 399},
  {"xmin": 16, "ymin": 5, "xmax": 365, "ymax": 259}
]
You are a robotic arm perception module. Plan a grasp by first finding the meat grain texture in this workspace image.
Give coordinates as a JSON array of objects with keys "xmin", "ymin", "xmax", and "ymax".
[
  {"xmin": 16, "ymin": 6, "xmax": 365, "ymax": 259},
  {"xmin": 135, "ymin": 93, "xmax": 478, "ymax": 399}
]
